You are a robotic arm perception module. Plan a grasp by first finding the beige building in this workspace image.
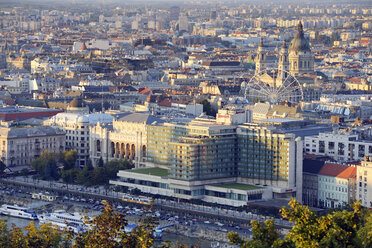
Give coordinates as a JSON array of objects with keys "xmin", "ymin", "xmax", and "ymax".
[
  {"xmin": 44, "ymin": 100, "xmax": 113, "ymax": 168},
  {"xmin": 357, "ymin": 157, "xmax": 372, "ymax": 208},
  {"xmin": 90, "ymin": 113, "xmax": 163, "ymax": 168},
  {"xmin": 0, "ymin": 124, "xmax": 65, "ymax": 169}
]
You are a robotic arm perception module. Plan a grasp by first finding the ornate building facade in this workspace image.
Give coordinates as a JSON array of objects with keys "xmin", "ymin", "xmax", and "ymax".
[
  {"xmin": 90, "ymin": 113, "xmax": 163, "ymax": 168},
  {"xmin": 288, "ymin": 22, "xmax": 315, "ymax": 75},
  {"xmin": 255, "ymin": 22, "xmax": 315, "ymax": 78}
]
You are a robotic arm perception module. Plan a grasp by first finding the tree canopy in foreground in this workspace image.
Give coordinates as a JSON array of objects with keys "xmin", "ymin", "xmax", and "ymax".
[
  {"xmin": 228, "ymin": 198, "xmax": 372, "ymax": 248},
  {"xmin": 0, "ymin": 198, "xmax": 371, "ymax": 247}
]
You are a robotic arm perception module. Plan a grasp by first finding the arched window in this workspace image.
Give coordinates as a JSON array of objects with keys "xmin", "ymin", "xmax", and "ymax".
[
  {"xmin": 142, "ymin": 145, "xmax": 146, "ymax": 157},
  {"xmin": 126, "ymin": 144, "xmax": 130, "ymax": 158},
  {"xmin": 121, "ymin": 143, "xmax": 125, "ymax": 158},
  {"xmin": 111, "ymin": 142, "xmax": 115, "ymax": 157},
  {"xmin": 96, "ymin": 140, "xmax": 101, "ymax": 152}
]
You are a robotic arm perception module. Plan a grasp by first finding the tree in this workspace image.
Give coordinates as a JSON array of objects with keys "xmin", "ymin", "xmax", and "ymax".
[
  {"xmin": 229, "ymin": 198, "xmax": 372, "ymax": 248},
  {"xmin": 104, "ymin": 159, "xmax": 134, "ymax": 179},
  {"xmin": 31, "ymin": 151, "xmax": 59, "ymax": 180},
  {"xmin": 73, "ymin": 201, "xmax": 155, "ymax": 248},
  {"xmin": 77, "ymin": 165, "xmax": 93, "ymax": 186},
  {"xmin": 0, "ymin": 160, "xmax": 6, "ymax": 174},
  {"xmin": 98, "ymin": 157, "xmax": 104, "ymax": 168},
  {"xmin": 63, "ymin": 150, "xmax": 78, "ymax": 170},
  {"xmin": 61, "ymin": 169, "xmax": 79, "ymax": 184},
  {"xmin": 357, "ymin": 213, "xmax": 372, "ymax": 248},
  {"xmin": 200, "ymin": 99, "xmax": 216, "ymax": 117},
  {"xmin": 228, "ymin": 219, "xmax": 283, "ymax": 248},
  {"xmin": 0, "ymin": 219, "xmax": 70, "ymax": 248}
]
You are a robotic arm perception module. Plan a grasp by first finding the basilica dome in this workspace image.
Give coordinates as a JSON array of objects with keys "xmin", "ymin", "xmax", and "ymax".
[{"xmin": 289, "ymin": 22, "xmax": 311, "ymax": 52}]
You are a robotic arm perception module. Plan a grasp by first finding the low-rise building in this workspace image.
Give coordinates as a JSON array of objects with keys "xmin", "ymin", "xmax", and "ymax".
[
  {"xmin": 317, "ymin": 163, "xmax": 356, "ymax": 208},
  {"xmin": 304, "ymin": 131, "xmax": 372, "ymax": 162}
]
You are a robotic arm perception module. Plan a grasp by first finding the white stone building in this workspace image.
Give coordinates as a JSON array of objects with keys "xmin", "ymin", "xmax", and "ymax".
[
  {"xmin": 44, "ymin": 111, "xmax": 113, "ymax": 168},
  {"xmin": 90, "ymin": 113, "xmax": 163, "ymax": 168},
  {"xmin": 304, "ymin": 131, "xmax": 372, "ymax": 162}
]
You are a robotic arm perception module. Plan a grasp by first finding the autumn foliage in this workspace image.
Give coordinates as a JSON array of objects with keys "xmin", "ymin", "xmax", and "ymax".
[{"xmin": 228, "ymin": 198, "xmax": 372, "ymax": 248}]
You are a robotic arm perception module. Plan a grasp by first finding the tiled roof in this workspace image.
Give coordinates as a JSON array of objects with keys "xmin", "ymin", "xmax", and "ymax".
[
  {"xmin": 318, "ymin": 163, "xmax": 356, "ymax": 179},
  {"xmin": 337, "ymin": 166, "xmax": 357, "ymax": 179}
]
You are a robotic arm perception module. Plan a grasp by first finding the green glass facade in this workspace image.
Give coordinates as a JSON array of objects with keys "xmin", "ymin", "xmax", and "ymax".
[
  {"xmin": 147, "ymin": 122, "xmax": 295, "ymax": 184},
  {"xmin": 237, "ymin": 125, "xmax": 291, "ymax": 182},
  {"xmin": 147, "ymin": 123, "xmax": 188, "ymax": 166},
  {"xmin": 169, "ymin": 133, "xmax": 237, "ymax": 180}
]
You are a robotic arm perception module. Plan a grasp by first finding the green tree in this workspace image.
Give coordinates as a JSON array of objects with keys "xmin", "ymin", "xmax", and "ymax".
[
  {"xmin": 0, "ymin": 160, "xmax": 6, "ymax": 174},
  {"xmin": 357, "ymin": 213, "xmax": 372, "ymax": 248},
  {"xmin": 200, "ymin": 99, "xmax": 216, "ymax": 117},
  {"xmin": 61, "ymin": 169, "xmax": 79, "ymax": 184},
  {"xmin": 73, "ymin": 201, "xmax": 154, "ymax": 248},
  {"xmin": 98, "ymin": 157, "xmax": 104, "ymax": 168},
  {"xmin": 77, "ymin": 165, "xmax": 94, "ymax": 186},
  {"xmin": 31, "ymin": 150, "xmax": 59, "ymax": 180},
  {"xmin": 228, "ymin": 219, "xmax": 283, "ymax": 248},
  {"xmin": 229, "ymin": 198, "xmax": 371, "ymax": 248},
  {"xmin": 105, "ymin": 159, "xmax": 134, "ymax": 179},
  {"xmin": 63, "ymin": 150, "xmax": 78, "ymax": 170}
]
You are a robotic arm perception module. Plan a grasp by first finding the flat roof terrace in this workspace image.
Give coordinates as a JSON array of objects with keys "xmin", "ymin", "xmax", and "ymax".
[
  {"xmin": 130, "ymin": 167, "xmax": 169, "ymax": 177},
  {"xmin": 212, "ymin": 183, "xmax": 262, "ymax": 191}
]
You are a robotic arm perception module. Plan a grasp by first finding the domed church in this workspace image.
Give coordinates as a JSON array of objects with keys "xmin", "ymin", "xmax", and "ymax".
[
  {"xmin": 288, "ymin": 22, "xmax": 314, "ymax": 75},
  {"xmin": 255, "ymin": 21, "xmax": 315, "ymax": 77}
]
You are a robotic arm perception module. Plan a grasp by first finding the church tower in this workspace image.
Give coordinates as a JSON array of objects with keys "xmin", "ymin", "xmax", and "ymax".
[
  {"xmin": 255, "ymin": 38, "xmax": 266, "ymax": 75},
  {"xmin": 288, "ymin": 22, "xmax": 314, "ymax": 75},
  {"xmin": 277, "ymin": 40, "xmax": 289, "ymax": 84}
]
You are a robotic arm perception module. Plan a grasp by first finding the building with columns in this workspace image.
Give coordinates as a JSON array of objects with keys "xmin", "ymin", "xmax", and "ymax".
[
  {"xmin": 255, "ymin": 22, "xmax": 314, "ymax": 78},
  {"xmin": 90, "ymin": 113, "xmax": 164, "ymax": 168}
]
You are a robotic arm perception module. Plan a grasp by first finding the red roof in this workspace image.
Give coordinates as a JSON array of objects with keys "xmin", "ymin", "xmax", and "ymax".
[
  {"xmin": 139, "ymin": 88, "xmax": 152, "ymax": 94},
  {"xmin": 318, "ymin": 163, "xmax": 356, "ymax": 179},
  {"xmin": 158, "ymin": 99, "xmax": 172, "ymax": 107},
  {"xmin": 347, "ymin": 77, "xmax": 362, "ymax": 83},
  {"xmin": 337, "ymin": 166, "xmax": 356, "ymax": 179}
]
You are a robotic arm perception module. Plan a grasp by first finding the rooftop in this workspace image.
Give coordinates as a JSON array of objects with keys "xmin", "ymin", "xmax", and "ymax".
[
  {"xmin": 318, "ymin": 163, "xmax": 356, "ymax": 178},
  {"xmin": 130, "ymin": 167, "xmax": 169, "ymax": 177},
  {"xmin": 212, "ymin": 183, "xmax": 262, "ymax": 191}
]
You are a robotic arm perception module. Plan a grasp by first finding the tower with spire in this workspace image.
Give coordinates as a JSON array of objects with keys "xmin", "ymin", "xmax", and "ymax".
[
  {"xmin": 255, "ymin": 38, "xmax": 266, "ymax": 75},
  {"xmin": 277, "ymin": 40, "xmax": 289, "ymax": 84}
]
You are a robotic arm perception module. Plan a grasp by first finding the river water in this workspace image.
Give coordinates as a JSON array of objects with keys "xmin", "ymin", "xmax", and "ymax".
[{"xmin": 0, "ymin": 215, "xmax": 213, "ymax": 248}]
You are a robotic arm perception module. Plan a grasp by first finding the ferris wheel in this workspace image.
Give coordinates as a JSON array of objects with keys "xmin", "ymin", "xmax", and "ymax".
[{"xmin": 244, "ymin": 68, "xmax": 303, "ymax": 104}]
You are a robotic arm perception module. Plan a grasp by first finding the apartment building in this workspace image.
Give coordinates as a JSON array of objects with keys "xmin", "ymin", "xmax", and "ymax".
[
  {"xmin": 356, "ymin": 157, "xmax": 372, "ymax": 208},
  {"xmin": 0, "ymin": 124, "xmax": 65, "ymax": 169},
  {"xmin": 304, "ymin": 131, "xmax": 372, "ymax": 162}
]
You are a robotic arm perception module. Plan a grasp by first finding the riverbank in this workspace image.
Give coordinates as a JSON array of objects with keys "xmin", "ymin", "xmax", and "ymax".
[{"xmin": 0, "ymin": 194, "xmax": 242, "ymax": 247}]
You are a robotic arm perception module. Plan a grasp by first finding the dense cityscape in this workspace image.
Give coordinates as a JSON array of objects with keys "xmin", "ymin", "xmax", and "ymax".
[{"xmin": 0, "ymin": 0, "xmax": 371, "ymax": 247}]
